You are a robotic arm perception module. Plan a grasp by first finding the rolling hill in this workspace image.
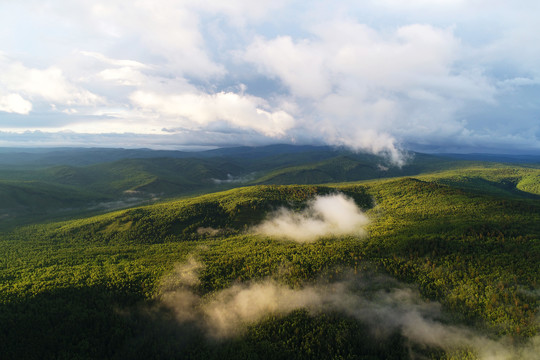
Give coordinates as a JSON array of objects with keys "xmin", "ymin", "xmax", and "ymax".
[
  {"xmin": 1, "ymin": 163, "xmax": 539, "ymax": 359},
  {"xmin": 3, "ymin": 145, "xmax": 522, "ymax": 228}
]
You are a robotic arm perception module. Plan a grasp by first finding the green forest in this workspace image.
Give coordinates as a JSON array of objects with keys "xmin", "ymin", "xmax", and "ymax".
[{"xmin": 1, "ymin": 147, "xmax": 539, "ymax": 359}]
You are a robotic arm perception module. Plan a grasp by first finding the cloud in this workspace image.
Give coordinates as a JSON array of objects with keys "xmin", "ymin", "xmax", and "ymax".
[
  {"xmin": 155, "ymin": 259, "xmax": 540, "ymax": 359},
  {"xmin": 0, "ymin": 130, "xmax": 280, "ymax": 150},
  {"xmin": 252, "ymin": 194, "xmax": 369, "ymax": 242},
  {"xmin": 211, "ymin": 173, "xmax": 254, "ymax": 184},
  {"xmin": 0, "ymin": 1, "xmax": 539, "ymax": 157},
  {"xmin": 202, "ymin": 281, "xmax": 323, "ymax": 338},
  {"xmin": 375, "ymin": 0, "xmax": 467, "ymax": 10},
  {"xmin": 0, "ymin": 56, "xmax": 102, "ymax": 108},
  {"xmin": 194, "ymin": 0, "xmax": 290, "ymax": 27},
  {"xmin": 85, "ymin": 1, "xmax": 225, "ymax": 78},
  {"xmin": 79, "ymin": 51, "xmax": 149, "ymax": 69},
  {"xmin": 97, "ymin": 67, "xmax": 147, "ymax": 87},
  {"xmin": 242, "ymin": 21, "xmax": 497, "ymax": 165},
  {"xmin": 79, "ymin": 51, "xmax": 151, "ymax": 87},
  {"xmin": 88, "ymin": 197, "xmax": 157, "ymax": 211},
  {"xmin": 244, "ymin": 35, "xmax": 330, "ymax": 98},
  {"xmin": 244, "ymin": 23, "xmax": 468, "ymax": 98},
  {"xmin": 130, "ymin": 90, "xmax": 295, "ymax": 137},
  {"xmin": 0, "ymin": 94, "xmax": 32, "ymax": 114}
]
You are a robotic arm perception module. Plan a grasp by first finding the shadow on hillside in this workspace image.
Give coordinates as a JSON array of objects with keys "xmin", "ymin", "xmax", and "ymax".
[
  {"xmin": 436, "ymin": 177, "xmax": 540, "ymax": 200},
  {"xmin": 0, "ymin": 284, "xmax": 206, "ymax": 359},
  {"xmin": 1, "ymin": 282, "xmax": 445, "ymax": 360}
]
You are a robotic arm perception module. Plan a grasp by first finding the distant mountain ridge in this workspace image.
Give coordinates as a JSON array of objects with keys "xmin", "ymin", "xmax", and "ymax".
[
  {"xmin": 437, "ymin": 153, "xmax": 540, "ymax": 164},
  {"xmin": 1, "ymin": 144, "xmax": 538, "ymax": 228},
  {"xmin": 0, "ymin": 144, "xmax": 335, "ymax": 167},
  {"xmin": 2, "ymin": 145, "xmax": 539, "ymax": 168}
]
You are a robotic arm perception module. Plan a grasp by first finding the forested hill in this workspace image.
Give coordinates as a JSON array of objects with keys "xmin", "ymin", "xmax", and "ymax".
[
  {"xmin": 0, "ymin": 144, "xmax": 365, "ymax": 167},
  {"xmin": 1, "ymin": 166, "xmax": 539, "ymax": 359},
  {"xmin": 4, "ymin": 144, "xmax": 536, "ymax": 227},
  {"xmin": 438, "ymin": 153, "xmax": 540, "ymax": 164}
]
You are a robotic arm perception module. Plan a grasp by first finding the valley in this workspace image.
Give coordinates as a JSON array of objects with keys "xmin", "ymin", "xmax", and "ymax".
[
  {"xmin": 0, "ymin": 145, "xmax": 498, "ymax": 229},
  {"xmin": 1, "ymin": 146, "xmax": 539, "ymax": 359}
]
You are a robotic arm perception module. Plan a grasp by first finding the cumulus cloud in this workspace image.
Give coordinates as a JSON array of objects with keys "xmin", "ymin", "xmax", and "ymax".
[
  {"xmin": 78, "ymin": 51, "xmax": 156, "ymax": 89},
  {"xmin": 130, "ymin": 90, "xmax": 295, "ymax": 138},
  {"xmin": 0, "ymin": 1, "xmax": 539, "ymax": 157},
  {"xmin": 243, "ymin": 21, "xmax": 497, "ymax": 165},
  {"xmin": 0, "ymin": 94, "xmax": 32, "ymax": 114},
  {"xmin": 0, "ymin": 57, "xmax": 101, "ymax": 106},
  {"xmin": 79, "ymin": 51, "xmax": 150, "ymax": 69},
  {"xmin": 244, "ymin": 36, "xmax": 330, "ymax": 99},
  {"xmin": 98, "ymin": 67, "xmax": 147, "ymax": 87},
  {"xmin": 87, "ymin": 1, "xmax": 225, "ymax": 78},
  {"xmin": 244, "ymin": 23, "xmax": 470, "ymax": 98},
  {"xmin": 252, "ymin": 194, "xmax": 369, "ymax": 242}
]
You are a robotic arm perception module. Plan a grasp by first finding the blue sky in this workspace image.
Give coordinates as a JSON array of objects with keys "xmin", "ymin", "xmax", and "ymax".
[{"xmin": 1, "ymin": 0, "xmax": 539, "ymax": 164}]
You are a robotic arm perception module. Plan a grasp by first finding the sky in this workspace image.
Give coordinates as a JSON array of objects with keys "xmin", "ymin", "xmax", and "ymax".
[{"xmin": 1, "ymin": 0, "xmax": 539, "ymax": 164}]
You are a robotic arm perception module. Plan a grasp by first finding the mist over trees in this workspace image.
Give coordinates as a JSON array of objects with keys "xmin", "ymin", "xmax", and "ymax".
[{"xmin": 1, "ymin": 148, "xmax": 539, "ymax": 359}]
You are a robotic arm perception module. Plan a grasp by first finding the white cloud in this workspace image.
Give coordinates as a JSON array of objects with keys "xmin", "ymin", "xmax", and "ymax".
[
  {"xmin": 0, "ymin": 1, "xmax": 538, "ymax": 155},
  {"xmin": 241, "ymin": 21, "xmax": 501, "ymax": 163},
  {"xmin": 79, "ymin": 51, "xmax": 149, "ymax": 69},
  {"xmin": 0, "ymin": 94, "xmax": 32, "ymax": 115},
  {"xmin": 375, "ymin": 0, "xmax": 466, "ymax": 9},
  {"xmin": 158, "ymin": 259, "xmax": 540, "ymax": 359},
  {"xmin": 0, "ymin": 57, "xmax": 101, "ymax": 107},
  {"xmin": 78, "ymin": 51, "xmax": 151, "ymax": 87},
  {"xmin": 98, "ymin": 67, "xmax": 146, "ymax": 87},
  {"xmin": 193, "ymin": 0, "xmax": 290, "ymax": 26},
  {"xmin": 244, "ymin": 21, "xmax": 495, "ymax": 101},
  {"xmin": 244, "ymin": 36, "xmax": 330, "ymax": 98},
  {"xmin": 253, "ymin": 194, "xmax": 369, "ymax": 242},
  {"xmin": 84, "ymin": 0, "xmax": 225, "ymax": 78},
  {"xmin": 130, "ymin": 90, "xmax": 295, "ymax": 137}
]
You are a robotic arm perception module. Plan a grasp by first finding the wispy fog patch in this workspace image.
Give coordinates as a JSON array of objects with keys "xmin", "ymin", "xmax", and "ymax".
[
  {"xmin": 161, "ymin": 256, "xmax": 204, "ymax": 291},
  {"xmin": 196, "ymin": 227, "xmax": 221, "ymax": 236},
  {"xmin": 88, "ymin": 195, "xmax": 159, "ymax": 211},
  {"xmin": 252, "ymin": 193, "xmax": 369, "ymax": 242},
  {"xmin": 202, "ymin": 282, "xmax": 323, "ymax": 338},
  {"xmin": 211, "ymin": 173, "xmax": 254, "ymax": 184},
  {"xmin": 154, "ymin": 261, "xmax": 540, "ymax": 359}
]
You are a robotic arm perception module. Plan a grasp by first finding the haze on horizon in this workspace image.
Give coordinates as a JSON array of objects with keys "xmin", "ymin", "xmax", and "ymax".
[{"xmin": 1, "ymin": 1, "xmax": 539, "ymax": 165}]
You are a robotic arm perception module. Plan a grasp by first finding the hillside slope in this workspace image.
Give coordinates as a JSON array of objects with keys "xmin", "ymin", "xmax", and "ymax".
[
  {"xmin": 0, "ymin": 146, "xmax": 495, "ymax": 227},
  {"xmin": 1, "ymin": 166, "xmax": 539, "ymax": 359}
]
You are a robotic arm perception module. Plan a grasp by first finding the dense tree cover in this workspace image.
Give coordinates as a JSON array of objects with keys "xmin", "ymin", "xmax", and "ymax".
[
  {"xmin": 363, "ymin": 175, "xmax": 539, "ymax": 337},
  {"xmin": 0, "ymin": 166, "xmax": 539, "ymax": 359},
  {"xmin": 184, "ymin": 310, "xmax": 435, "ymax": 360},
  {"xmin": 2, "ymin": 146, "xmax": 507, "ymax": 228}
]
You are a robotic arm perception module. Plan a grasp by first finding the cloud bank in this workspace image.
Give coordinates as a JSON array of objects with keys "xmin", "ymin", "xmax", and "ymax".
[
  {"xmin": 252, "ymin": 194, "xmax": 369, "ymax": 242},
  {"xmin": 0, "ymin": 94, "xmax": 32, "ymax": 115},
  {"xmin": 1, "ymin": 1, "xmax": 539, "ymax": 161}
]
